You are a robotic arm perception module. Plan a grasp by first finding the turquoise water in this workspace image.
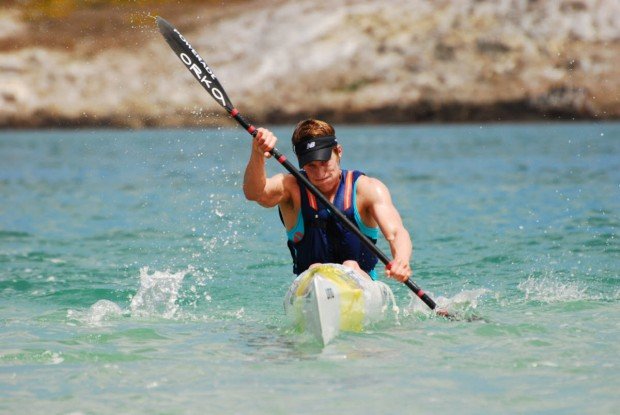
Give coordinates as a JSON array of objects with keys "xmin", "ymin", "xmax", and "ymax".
[{"xmin": 1, "ymin": 123, "xmax": 618, "ymax": 414}]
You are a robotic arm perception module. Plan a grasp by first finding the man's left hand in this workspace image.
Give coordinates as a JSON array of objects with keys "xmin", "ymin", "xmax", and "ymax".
[{"xmin": 386, "ymin": 259, "xmax": 411, "ymax": 282}]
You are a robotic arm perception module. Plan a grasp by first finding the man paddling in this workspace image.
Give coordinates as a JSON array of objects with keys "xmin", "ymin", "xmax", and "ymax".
[
  {"xmin": 156, "ymin": 16, "xmax": 448, "ymax": 314},
  {"xmin": 243, "ymin": 119, "xmax": 413, "ymax": 283}
]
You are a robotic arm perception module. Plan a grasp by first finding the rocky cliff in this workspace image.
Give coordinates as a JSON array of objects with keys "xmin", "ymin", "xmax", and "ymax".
[{"xmin": 1, "ymin": 0, "xmax": 619, "ymax": 128}]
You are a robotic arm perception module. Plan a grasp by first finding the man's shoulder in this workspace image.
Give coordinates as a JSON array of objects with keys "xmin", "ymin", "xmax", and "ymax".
[
  {"xmin": 355, "ymin": 174, "xmax": 391, "ymax": 202},
  {"xmin": 282, "ymin": 173, "xmax": 300, "ymax": 188},
  {"xmin": 356, "ymin": 174, "xmax": 385, "ymax": 190},
  {"xmin": 269, "ymin": 172, "xmax": 297, "ymax": 185}
]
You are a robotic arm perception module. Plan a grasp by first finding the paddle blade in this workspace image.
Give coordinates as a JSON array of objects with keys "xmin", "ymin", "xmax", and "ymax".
[{"xmin": 156, "ymin": 16, "xmax": 234, "ymax": 111}]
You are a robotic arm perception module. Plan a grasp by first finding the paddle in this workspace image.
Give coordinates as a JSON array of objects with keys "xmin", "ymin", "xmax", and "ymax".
[{"xmin": 156, "ymin": 16, "xmax": 446, "ymax": 315}]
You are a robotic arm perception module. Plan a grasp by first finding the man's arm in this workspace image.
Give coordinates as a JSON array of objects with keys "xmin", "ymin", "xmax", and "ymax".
[
  {"xmin": 243, "ymin": 128, "xmax": 289, "ymax": 208},
  {"xmin": 358, "ymin": 176, "xmax": 413, "ymax": 282}
]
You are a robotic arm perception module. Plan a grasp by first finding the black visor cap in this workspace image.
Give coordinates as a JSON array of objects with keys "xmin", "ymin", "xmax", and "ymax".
[{"xmin": 294, "ymin": 135, "xmax": 337, "ymax": 168}]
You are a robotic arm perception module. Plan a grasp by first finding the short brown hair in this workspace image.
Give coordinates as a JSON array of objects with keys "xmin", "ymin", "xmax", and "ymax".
[{"xmin": 291, "ymin": 119, "xmax": 335, "ymax": 146}]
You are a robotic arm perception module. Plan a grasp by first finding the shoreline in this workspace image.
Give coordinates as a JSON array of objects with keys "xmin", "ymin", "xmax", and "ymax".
[
  {"xmin": 2, "ymin": 116, "xmax": 616, "ymax": 131},
  {"xmin": 0, "ymin": 103, "xmax": 612, "ymax": 130}
]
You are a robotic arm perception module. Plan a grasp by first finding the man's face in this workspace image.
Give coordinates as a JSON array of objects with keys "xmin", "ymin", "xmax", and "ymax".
[{"xmin": 303, "ymin": 147, "xmax": 342, "ymax": 193}]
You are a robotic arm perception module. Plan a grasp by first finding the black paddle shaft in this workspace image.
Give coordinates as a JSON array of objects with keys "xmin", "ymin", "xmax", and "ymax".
[{"xmin": 156, "ymin": 16, "xmax": 437, "ymax": 311}]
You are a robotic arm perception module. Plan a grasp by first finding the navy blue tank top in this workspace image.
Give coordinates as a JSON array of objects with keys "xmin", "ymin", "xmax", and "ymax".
[{"xmin": 280, "ymin": 170, "xmax": 380, "ymax": 278}]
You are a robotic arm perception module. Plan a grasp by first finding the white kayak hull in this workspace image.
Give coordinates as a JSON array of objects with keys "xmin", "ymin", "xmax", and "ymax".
[{"xmin": 284, "ymin": 264, "xmax": 391, "ymax": 345}]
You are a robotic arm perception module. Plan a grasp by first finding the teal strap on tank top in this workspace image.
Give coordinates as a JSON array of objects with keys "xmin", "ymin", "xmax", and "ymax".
[
  {"xmin": 352, "ymin": 179, "xmax": 380, "ymax": 240},
  {"xmin": 353, "ymin": 178, "xmax": 379, "ymax": 280},
  {"xmin": 286, "ymin": 210, "xmax": 304, "ymax": 242}
]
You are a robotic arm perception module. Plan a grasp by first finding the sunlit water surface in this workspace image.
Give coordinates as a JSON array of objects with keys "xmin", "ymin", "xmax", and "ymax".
[{"xmin": 1, "ymin": 123, "xmax": 618, "ymax": 414}]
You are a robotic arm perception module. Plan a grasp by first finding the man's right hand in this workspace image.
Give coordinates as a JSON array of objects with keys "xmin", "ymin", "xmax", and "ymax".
[{"xmin": 253, "ymin": 128, "xmax": 277, "ymax": 158}]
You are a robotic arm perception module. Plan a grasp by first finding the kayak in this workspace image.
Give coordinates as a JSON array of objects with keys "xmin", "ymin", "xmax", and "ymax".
[{"xmin": 284, "ymin": 263, "xmax": 393, "ymax": 345}]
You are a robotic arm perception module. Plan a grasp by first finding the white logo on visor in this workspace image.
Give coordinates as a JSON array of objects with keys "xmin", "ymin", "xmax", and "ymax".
[{"xmin": 306, "ymin": 142, "xmax": 316, "ymax": 150}]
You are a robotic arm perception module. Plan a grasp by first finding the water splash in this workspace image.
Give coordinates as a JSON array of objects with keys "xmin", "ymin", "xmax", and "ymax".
[
  {"xmin": 404, "ymin": 288, "xmax": 489, "ymax": 320},
  {"xmin": 376, "ymin": 280, "xmax": 401, "ymax": 324},
  {"xmin": 67, "ymin": 299, "xmax": 123, "ymax": 326},
  {"xmin": 518, "ymin": 275, "xmax": 588, "ymax": 303},
  {"xmin": 66, "ymin": 266, "xmax": 215, "ymax": 326},
  {"xmin": 129, "ymin": 267, "xmax": 186, "ymax": 319}
]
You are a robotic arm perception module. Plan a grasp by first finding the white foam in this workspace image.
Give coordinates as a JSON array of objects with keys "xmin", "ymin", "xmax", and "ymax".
[
  {"xmin": 375, "ymin": 280, "xmax": 400, "ymax": 323},
  {"xmin": 404, "ymin": 288, "xmax": 489, "ymax": 318},
  {"xmin": 42, "ymin": 350, "xmax": 64, "ymax": 365},
  {"xmin": 129, "ymin": 267, "xmax": 186, "ymax": 319},
  {"xmin": 518, "ymin": 276, "xmax": 587, "ymax": 303},
  {"xmin": 89, "ymin": 299, "xmax": 123, "ymax": 321},
  {"xmin": 438, "ymin": 288, "xmax": 490, "ymax": 309},
  {"xmin": 67, "ymin": 299, "xmax": 123, "ymax": 326},
  {"xmin": 67, "ymin": 266, "xmax": 209, "ymax": 325}
]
